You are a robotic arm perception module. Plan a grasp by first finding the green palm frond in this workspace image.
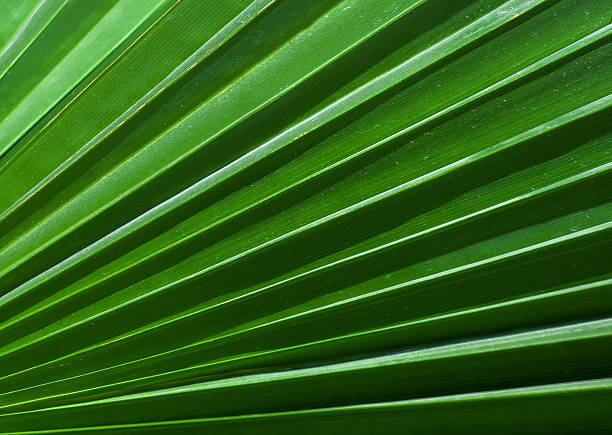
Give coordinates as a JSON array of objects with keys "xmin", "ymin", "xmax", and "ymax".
[{"xmin": 0, "ymin": 0, "xmax": 610, "ymax": 433}]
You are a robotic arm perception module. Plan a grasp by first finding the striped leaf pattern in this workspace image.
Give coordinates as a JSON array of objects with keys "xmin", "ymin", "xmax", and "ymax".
[{"xmin": 0, "ymin": 0, "xmax": 611, "ymax": 433}]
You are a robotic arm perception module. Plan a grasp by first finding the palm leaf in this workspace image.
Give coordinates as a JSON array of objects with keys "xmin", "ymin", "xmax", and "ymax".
[{"xmin": 0, "ymin": 0, "xmax": 610, "ymax": 433}]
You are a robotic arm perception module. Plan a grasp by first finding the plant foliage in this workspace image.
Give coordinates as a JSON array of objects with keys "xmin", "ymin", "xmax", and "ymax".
[{"xmin": 0, "ymin": 0, "xmax": 611, "ymax": 433}]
